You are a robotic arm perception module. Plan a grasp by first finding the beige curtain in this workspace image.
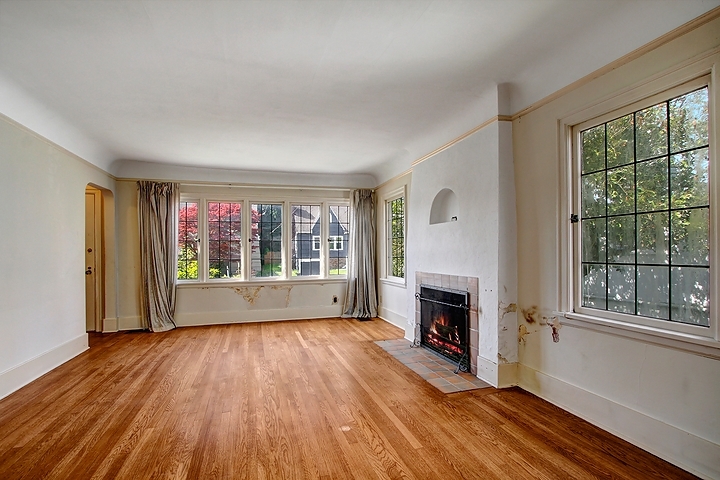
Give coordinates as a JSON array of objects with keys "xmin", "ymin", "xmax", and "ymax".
[
  {"xmin": 138, "ymin": 181, "xmax": 179, "ymax": 332},
  {"xmin": 342, "ymin": 189, "xmax": 378, "ymax": 319}
]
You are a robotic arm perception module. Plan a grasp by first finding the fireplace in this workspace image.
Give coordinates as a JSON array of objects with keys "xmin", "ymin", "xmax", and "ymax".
[{"xmin": 417, "ymin": 284, "xmax": 470, "ymax": 371}]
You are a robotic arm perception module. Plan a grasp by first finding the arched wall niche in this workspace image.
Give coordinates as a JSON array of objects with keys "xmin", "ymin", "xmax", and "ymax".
[{"xmin": 429, "ymin": 188, "xmax": 458, "ymax": 225}]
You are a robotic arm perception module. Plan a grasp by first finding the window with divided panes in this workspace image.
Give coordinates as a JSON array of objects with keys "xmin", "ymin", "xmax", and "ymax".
[
  {"xmin": 387, "ymin": 196, "xmax": 405, "ymax": 279},
  {"xmin": 251, "ymin": 203, "xmax": 282, "ymax": 278},
  {"xmin": 178, "ymin": 201, "xmax": 199, "ymax": 280},
  {"xmin": 329, "ymin": 205, "xmax": 349, "ymax": 275},
  {"xmin": 178, "ymin": 198, "xmax": 349, "ymax": 281},
  {"xmin": 207, "ymin": 201, "xmax": 242, "ymax": 279},
  {"xmin": 577, "ymin": 84, "xmax": 709, "ymax": 326}
]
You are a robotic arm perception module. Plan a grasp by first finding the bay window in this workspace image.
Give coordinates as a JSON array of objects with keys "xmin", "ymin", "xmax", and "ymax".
[{"xmin": 178, "ymin": 195, "xmax": 349, "ymax": 282}]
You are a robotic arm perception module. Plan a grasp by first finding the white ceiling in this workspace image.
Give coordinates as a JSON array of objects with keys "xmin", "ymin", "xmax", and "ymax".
[{"xmin": 0, "ymin": 0, "xmax": 718, "ymax": 180}]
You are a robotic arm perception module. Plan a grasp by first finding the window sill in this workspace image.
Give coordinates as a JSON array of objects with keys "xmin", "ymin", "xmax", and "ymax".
[
  {"xmin": 380, "ymin": 277, "xmax": 406, "ymax": 288},
  {"xmin": 557, "ymin": 311, "xmax": 720, "ymax": 360},
  {"xmin": 178, "ymin": 277, "xmax": 347, "ymax": 288}
]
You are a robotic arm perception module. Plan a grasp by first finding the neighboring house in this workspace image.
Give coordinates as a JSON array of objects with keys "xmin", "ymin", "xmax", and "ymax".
[{"xmin": 292, "ymin": 207, "xmax": 348, "ymax": 276}]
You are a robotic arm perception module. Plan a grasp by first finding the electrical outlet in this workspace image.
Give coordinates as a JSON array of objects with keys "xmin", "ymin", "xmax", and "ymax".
[{"xmin": 332, "ymin": 295, "xmax": 338, "ymax": 304}]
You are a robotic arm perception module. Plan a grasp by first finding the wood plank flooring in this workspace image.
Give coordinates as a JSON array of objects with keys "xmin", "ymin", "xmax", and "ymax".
[{"xmin": 0, "ymin": 318, "xmax": 696, "ymax": 479}]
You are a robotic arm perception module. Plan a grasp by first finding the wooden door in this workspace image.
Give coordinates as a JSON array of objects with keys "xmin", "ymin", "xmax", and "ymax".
[{"xmin": 85, "ymin": 191, "xmax": 97, "ymax": 331}]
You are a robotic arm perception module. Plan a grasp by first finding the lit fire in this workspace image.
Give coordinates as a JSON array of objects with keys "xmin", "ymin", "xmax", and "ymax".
[{"xmin": 424, "ymin": 314, "xmax": 463, "ymax": 355}]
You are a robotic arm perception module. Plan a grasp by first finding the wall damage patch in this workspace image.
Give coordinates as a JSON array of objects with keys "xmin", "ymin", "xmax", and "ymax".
[
  {"xmin": 499, "ymin": 301, "xmax": 517, "ymax": 319},
  {"xmin": 518, "ymin": 324, "xmax": 529, "ymax": 344},
  {"xmin": 233, "ymin": 286, "xmax": 263, "ymax": 305},
  {"xmin": 549, "ymin": 317, "xmax": 561, "ymax": 343},
  {"xmin": 270, "ymin": 285, "xmax": 293, "ymax": 307},
  {"xmin": 521, "ymin": 306, "xmax": 538, "ymax": 324}
]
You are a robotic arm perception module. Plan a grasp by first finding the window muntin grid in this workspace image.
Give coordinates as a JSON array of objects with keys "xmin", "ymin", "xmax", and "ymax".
[
  {"xmin": 251, "ymin": 203, "xmax": 283, "ymax": 278},
  {"xmin": 178, "ymin": 198, "xmax": 350, "ymax": 282},
  {"xmin": 579, "ymin": 86, "xmax": 710, "ymax": 327},
  {"xmin": 387, "ymin": 196, "xmax": 405, "ymax": 279},
  {"xmin": 291, "ymin": 204, "xmax": 320, "ymax": 277},
  {"xmin": 178, "ymin": 201, "xmax": 199, "ymax": 280},
  {"xmin": 328, "ymin": 205, "xmax": 349, "ymax": 276},
  {"xmin": 207, "ymin": 201, "xmax": 242, "ymax": 279}
]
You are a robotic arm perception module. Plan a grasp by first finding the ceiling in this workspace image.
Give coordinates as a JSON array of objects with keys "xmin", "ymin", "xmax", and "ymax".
[{"xmin": 0, "ymin": 0, "xmax": 718, "ymax": 180}]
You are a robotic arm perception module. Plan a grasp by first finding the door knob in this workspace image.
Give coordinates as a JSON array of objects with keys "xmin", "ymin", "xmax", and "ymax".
[{"xmin": 85, "ymin": 267, "xmax": 92, "ymax": 275}]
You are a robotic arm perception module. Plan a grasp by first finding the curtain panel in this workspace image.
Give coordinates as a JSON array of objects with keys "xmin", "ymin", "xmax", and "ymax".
[
  {"xmin": 342, "ymin": 189, "xmax": 378, "ymax": 319},
  {"xmin": 137, "ymin": 181, "xmax": 179, "ymax": 332}
]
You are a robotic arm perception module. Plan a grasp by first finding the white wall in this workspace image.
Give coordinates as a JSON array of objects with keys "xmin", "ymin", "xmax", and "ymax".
[
  {"xmin": 0, "ymin": 114, "xmax": 115, "ymax": 399},
  {"xmin": 114, "ymin": 159, "xmax": 376, "ymax": 190},
  {"xmin": 376, "ymin": 171, "xmax": 411, "ymax": 330},
  {"xmin": 115, "ymin": 180, "xmax": 142, "ymax": 330},
  {"xmin": 513, "ymin": 16, "xmax": 720, "ymax": 479},
  {"xmin": 406, "ymin": 96, "xmax": 518, "ymax": 387}
]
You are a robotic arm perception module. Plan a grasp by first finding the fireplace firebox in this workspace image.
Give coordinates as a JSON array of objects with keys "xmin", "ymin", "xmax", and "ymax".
[{"xmin": 416, "ymin": 284, "xmax": 470, "ymax": 372}]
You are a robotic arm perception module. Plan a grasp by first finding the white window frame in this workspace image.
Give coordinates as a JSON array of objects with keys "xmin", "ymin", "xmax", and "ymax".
[
  {"xmin": 383, "ymin": 186, "xmax": 406, "ymax": 283},
  {"xmin": 327, "ymin": 203, "xmax": 351, "ymax": 277},
  {"xmin": 558, "ymin": 54, "xmax": 719, "ymax": 358},
  {"xmin": 290, "ymin": 203, "xmax": 322, "ymax": 278},
  {"xmin": 249, "ymin": 201, "xmax": 286, "ymax": 280},
  {"xmin": 178, "ymin": 194, "xmax": 348, "ymax": 284},
  {"xmin": 177, "ymin": 198, "xmax": 201, "ymax": 282},
  {"xmin": 202, "ymin": 198, "xmax": 245, "ymax": 281}
]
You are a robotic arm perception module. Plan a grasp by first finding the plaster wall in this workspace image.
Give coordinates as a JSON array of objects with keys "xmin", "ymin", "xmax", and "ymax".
[
  {"xmin": 406, "ymin": 114, "xmax": 518, "ymax": 386},
  {"xmin": 376, "ymin": 171, "xmax": 411, "ymax": 330},
  {"xmin": 513, "ymin": 16, "xmax": 720, "ymax": 478},
  {"xmin": 496, "ymin": 121, "xmax": 518, "ymax": 365},
  {"xmin": 115, "ymin": 160, "xmax": 376, "ymax": 190},
  {"xmin": 0, "ymin": 114, "xmax": 115, "ymax": 398},
  {"xmin": 372, "ymin": 87, "xmax": 501, "ymax": 185}
]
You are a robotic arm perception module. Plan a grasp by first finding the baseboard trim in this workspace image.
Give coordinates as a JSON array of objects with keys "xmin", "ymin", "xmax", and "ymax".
[
  {"xmin": 518, "ymin": 364, "xmax": 720, "ymax": 480},
  {"xmin": 174, "ymin": 306, "xmax": 343, "ymax": 326},
  {"xmin": 378, "ymin": 306, "xmax": 406, "ymax": 330},
  {"xmin": 103, "ymin": 317, "xmax": 118, "ymax": 332},
  {"xmin": 118, "ymin": 316, "xmax": 143, "ymax": 331},
  {"xmin": 118, "ymin": 306, "xmax": 346, "ymax": 330},
  {"xmin": 476, "ymin": 355, "xmax": 518, "ymax": 388},
  {"xmin": 0, "ymin": 334, "xmax": 88, "ymax": 400}
]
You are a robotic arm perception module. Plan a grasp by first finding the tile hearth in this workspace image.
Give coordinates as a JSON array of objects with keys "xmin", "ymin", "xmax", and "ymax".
[{"xmin": 376, "ymin": 339, "xmax": 492, "ymax": 394}]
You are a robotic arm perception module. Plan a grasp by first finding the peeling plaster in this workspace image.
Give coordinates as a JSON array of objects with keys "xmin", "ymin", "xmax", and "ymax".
[
  {"xmin": 270, "ymin": 285, "xmax": 293, "ymax": 307},
  {"xmin": 497, "ymin": 301, "xmax": 518, "ymax": 364},
  {"xmin": 499, "ymin": 301, "xmax": 517, "ymax": 319},
  {"xmin": 233, "ymin": 286, "xmax": 263, "ymax": 305},
  {"xmin": 549, "ymin": 316, "xmax": 561, "ymax": 343},
  {"xmin": 518, "ymin": 309, "xmax": 560, "ymax": 343},
  {"xmin": 518, "ymin": 324, "xmax": 529, "ymax": 344},
  {"xmin": 521, "ymin": 305, "xmax": 538, "ymax": 324}
]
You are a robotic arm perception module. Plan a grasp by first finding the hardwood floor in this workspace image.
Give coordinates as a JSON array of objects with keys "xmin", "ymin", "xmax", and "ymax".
[{"xmin": 0, "ymin": 318, "xmax": 696, "ymax": 479}]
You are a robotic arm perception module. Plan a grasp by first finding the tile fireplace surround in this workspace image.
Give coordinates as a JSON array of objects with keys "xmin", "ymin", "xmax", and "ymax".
[{"xmin": 414, "ymin": 272, "xmax": 479, "ymax": 375}]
